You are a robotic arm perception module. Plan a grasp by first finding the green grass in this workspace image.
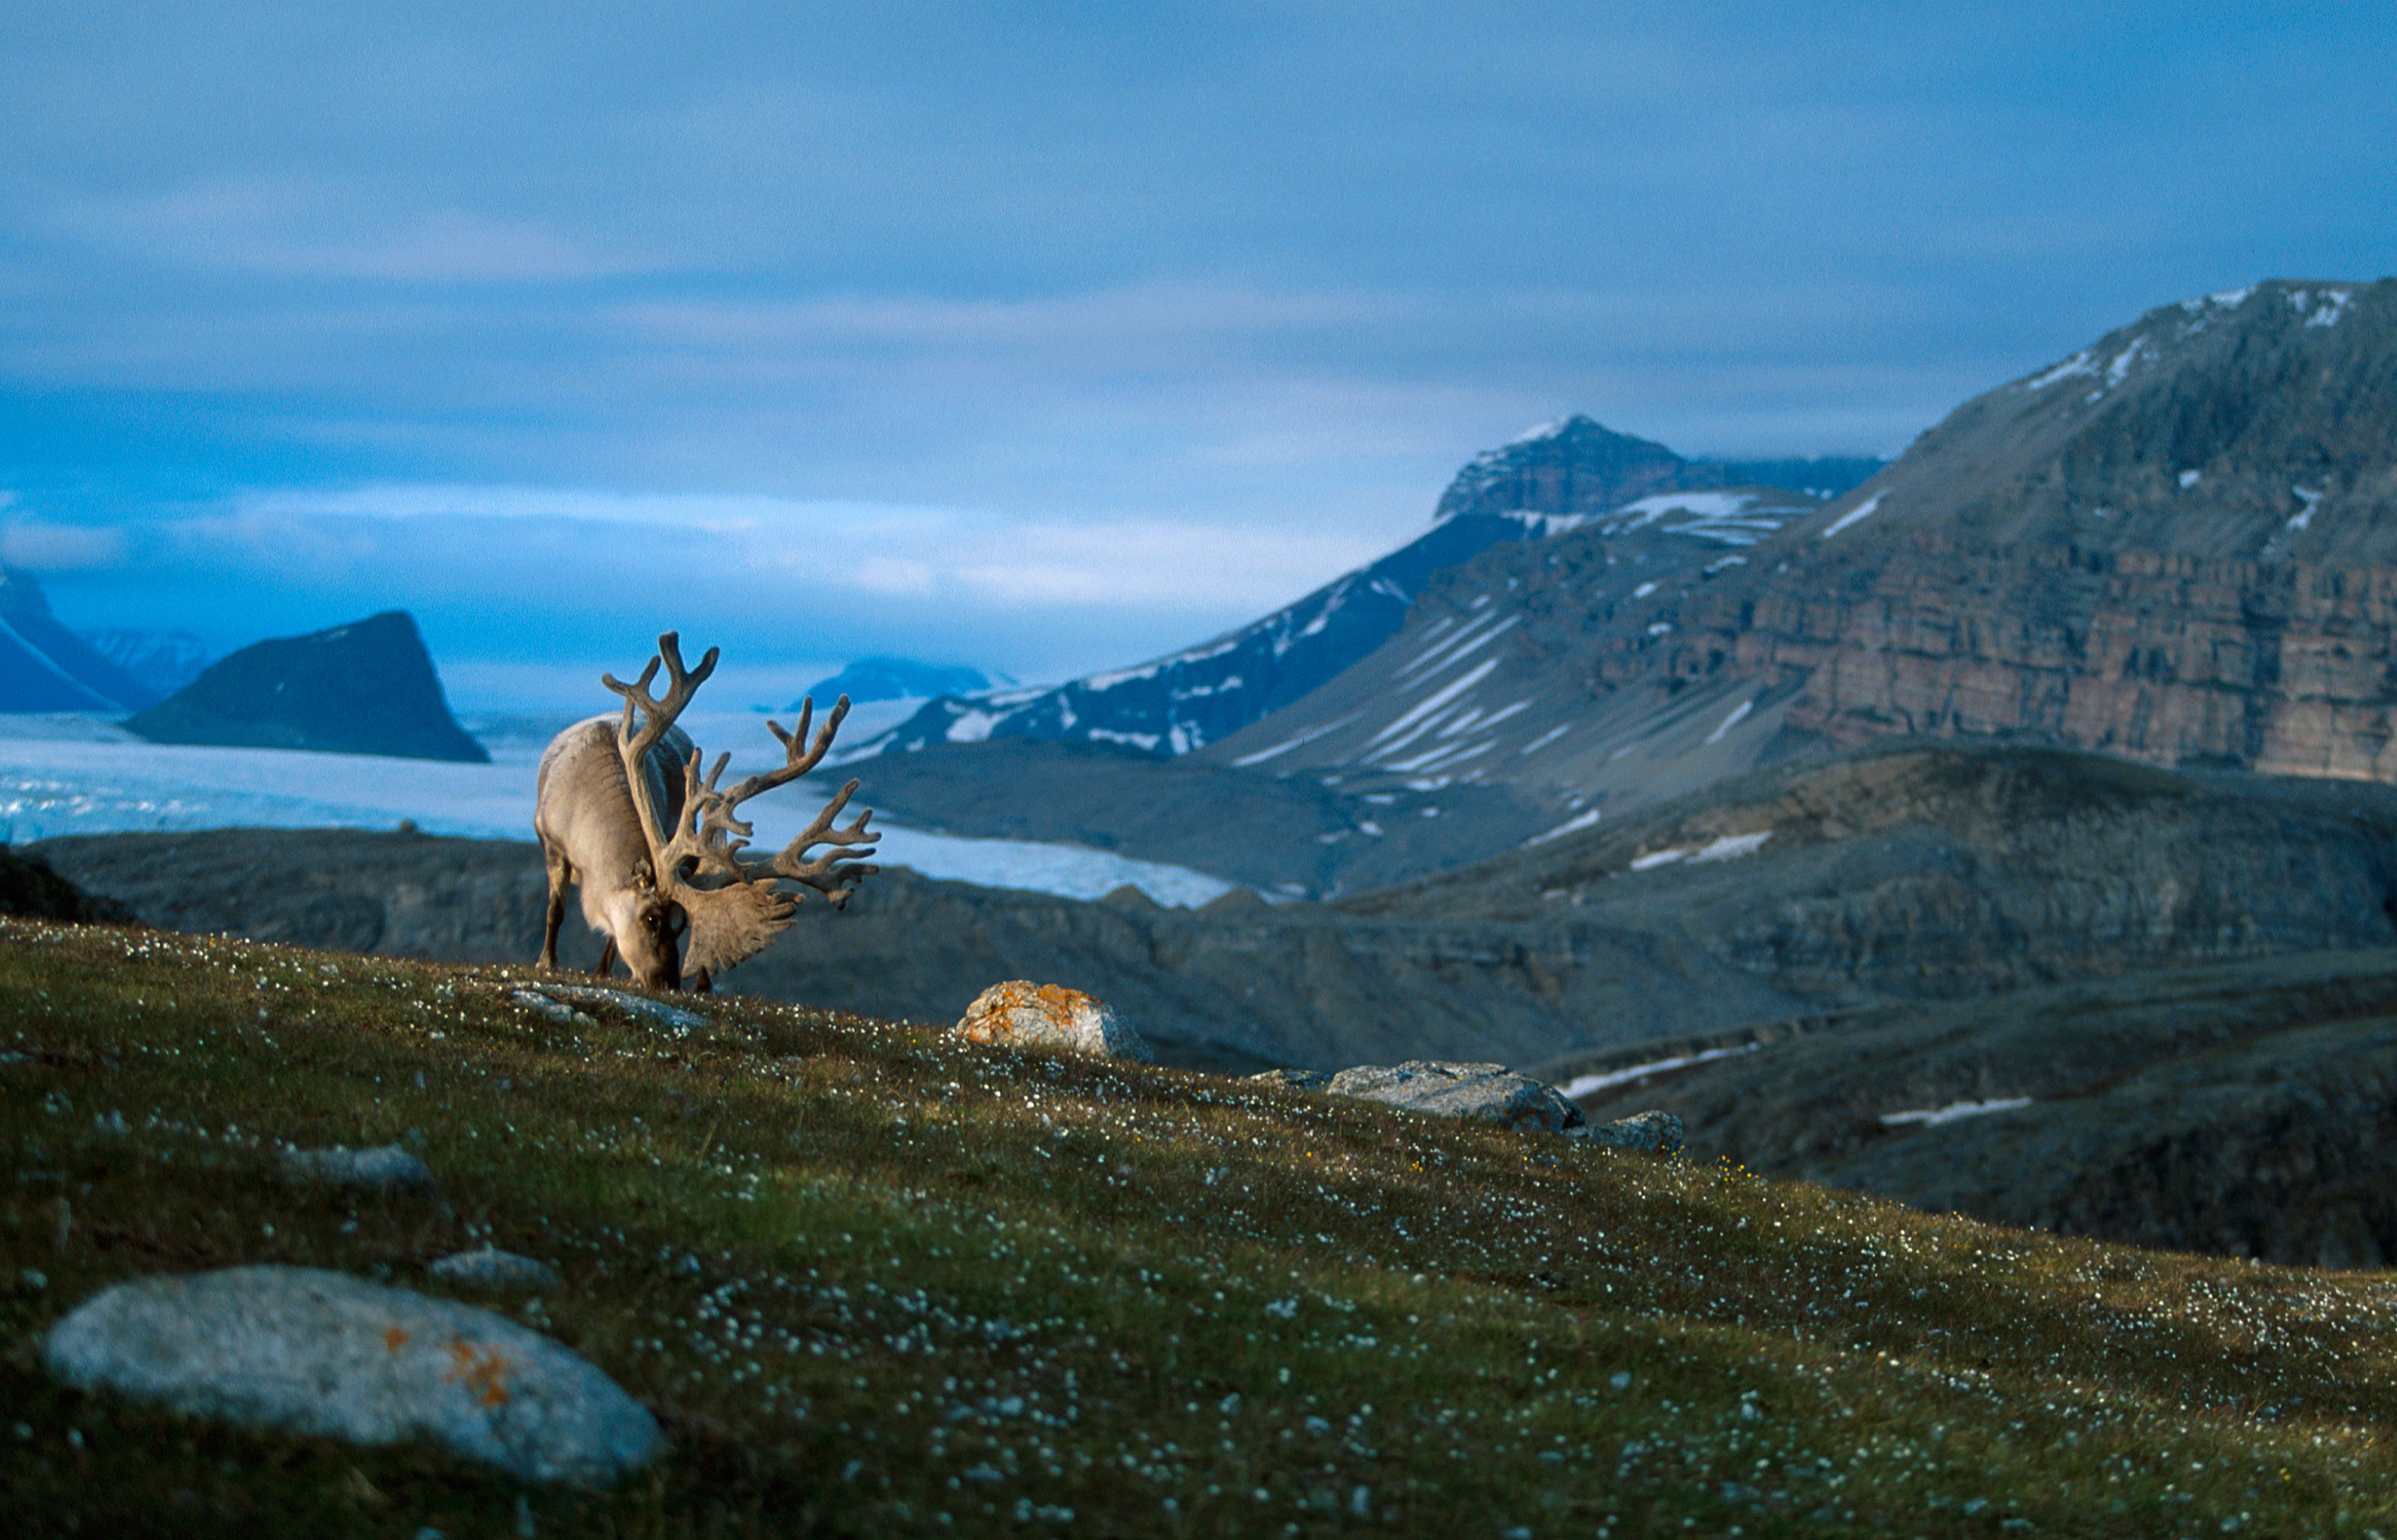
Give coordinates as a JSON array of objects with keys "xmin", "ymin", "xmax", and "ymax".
[{"xmin": 3, "ymin": 917, "xmax": 2395, "ymax": 1537}]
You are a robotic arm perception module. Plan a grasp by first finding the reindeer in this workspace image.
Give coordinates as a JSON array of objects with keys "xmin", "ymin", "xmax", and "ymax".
[{"xmin": 535, "ymin": 632, "xmax": 879, "ymax": 990}]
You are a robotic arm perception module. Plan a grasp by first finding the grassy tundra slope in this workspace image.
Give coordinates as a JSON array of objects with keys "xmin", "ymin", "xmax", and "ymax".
[{"xmin": 3, "ymin": 920, "xmax": 2395, "ymax": 1537}]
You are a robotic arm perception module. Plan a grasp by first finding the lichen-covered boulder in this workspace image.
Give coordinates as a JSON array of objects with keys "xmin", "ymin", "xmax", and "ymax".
[
  {"xmin": 1571, "ymin": 1109, "xmax": 1685, "ymax": 1155},
  {"xmin": 1327, "ymin": 1061, "xmax": 1585, "ymax": 1133},
  {"xmin": 44, "ymin": 1266, "xmax": 660, "ymax": 1486},
  {"xmin": 955, "ymin": 981, "xmax": 1154, "ymax": 1062}
]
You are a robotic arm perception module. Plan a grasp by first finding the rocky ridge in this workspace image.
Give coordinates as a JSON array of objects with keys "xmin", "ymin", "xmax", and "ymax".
[{"xmin": 858, "ymin": 419, "xmax": 1875, "ymax": 763}]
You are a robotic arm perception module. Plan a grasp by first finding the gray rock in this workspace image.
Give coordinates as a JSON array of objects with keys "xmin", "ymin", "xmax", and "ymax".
[
  {"xmin": 280, "ymin": 1144, "xmax": 432, "ymax": 1190},
  {"xmin": 44, "ymin": 1266, "xmax": 660, "ymax": 1485},
  {"xmin": 955, "ymin": 980, "xmax": 1154, "ymax": 1062},
  {"xmin": 1328, "ymin": 1061, "xmax": 1585, "ymax": 1133},
  {"xmin": 1247, "ymin": 1068, "xmax": 1333, "ymax": 1092},
  {"xmin": 530, "ymin": 984, "xmax": 707, "ymax": 1037},
  {"xmin": 509, "ymin": 990, "xmax": 597, "ymax": 1029},
  {"xmin": 1570, "ymin": 1109, "xmax": 1685, "ymax": 1155},
  {"xmin": 428, "ymin": 1248, "xmax": 561, "ymax": 1292}
]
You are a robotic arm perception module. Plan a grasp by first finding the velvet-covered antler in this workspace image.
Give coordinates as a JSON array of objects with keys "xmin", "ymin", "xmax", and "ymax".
[{"xmin": 600, "ymin": 632, "xmax": 719, "ymax": 886}]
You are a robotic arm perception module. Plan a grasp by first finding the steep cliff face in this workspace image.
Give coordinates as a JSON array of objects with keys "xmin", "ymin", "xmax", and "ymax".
[
  {"xmin": 1721, "ymin": 278, "xmax": 2397, "ymax": 777},
  {"xmin": 1212, "ymin": 277, "xmax": 2397, "ymax": 811}
]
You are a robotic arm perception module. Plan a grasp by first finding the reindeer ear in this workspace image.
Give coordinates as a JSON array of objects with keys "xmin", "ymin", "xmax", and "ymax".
[{"xmin": 679, "ymin": 882, "xmax": 798, "ymax": 980}]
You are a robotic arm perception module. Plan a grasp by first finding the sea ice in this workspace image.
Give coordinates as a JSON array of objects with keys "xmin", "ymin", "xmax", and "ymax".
[{"xmin": 0, "ymin": 713, "xmax": 1233, "ymax": 907}]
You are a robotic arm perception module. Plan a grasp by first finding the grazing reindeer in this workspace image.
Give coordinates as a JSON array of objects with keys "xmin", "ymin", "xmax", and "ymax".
[{"xmin": 535, "ymin": 632, "xmax": 878, "ymax": 990}]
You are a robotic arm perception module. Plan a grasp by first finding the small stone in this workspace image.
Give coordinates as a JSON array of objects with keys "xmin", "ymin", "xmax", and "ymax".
[
  {"xmin": 44, "ymin": 1266, "xmax": 660, "ymax": 1486},
  {"xmin": 1570, "ymin": 1109, "xmax": 1685, "ymax": 1155},
  {"xmin": 280, "ymin": 1145, "xmax": 433, "ymax": 1190},
  {"xmin": 429, "ymin": 1249, "xmax": 562, "ymax": 1293},
  {"xmin": 1326, "ymin": 1061, "xmax": 1584, "ymax": 1133},
  {"xmin": 954, "ymin": 981, "xmax": 1153, "ymax": 1062}
]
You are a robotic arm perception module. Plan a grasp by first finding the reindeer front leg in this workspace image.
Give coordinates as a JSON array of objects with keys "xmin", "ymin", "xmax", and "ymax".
[
  {"xmin": 595, "ymin": 938, "xmax": 618, "ymax": 978},
  {"xmin": 539, "ymin": 845, "xmax": 571, "ymax": 970}
]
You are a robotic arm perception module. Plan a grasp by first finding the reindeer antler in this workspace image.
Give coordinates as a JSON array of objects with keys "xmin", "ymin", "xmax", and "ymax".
[
  {"xmin": 602, "ymin": 632, "xmax": 721, "ymax": 877},
  {"xmin": 688, "ymin": 695, "xmax": 881, "ymax": 905}
]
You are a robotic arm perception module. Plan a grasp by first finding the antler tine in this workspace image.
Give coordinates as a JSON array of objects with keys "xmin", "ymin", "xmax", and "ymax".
[
  {"xmin": 599, "ymin": 633, "xmax": 721, "ymax": 886},
  {"xmin": 651, "ymin": 746, "xmax": 740, "ymax": 881},
  {"xmin": 758, "ymin": 777, "xmax": 881, "ymax": 900},
  {"xmin": 714, "ymin": 693, "xmax": 856, "ymax": 813},
  {"xmin": 602, "ymin": 631, "xmax": 722, "ymax": 762}
]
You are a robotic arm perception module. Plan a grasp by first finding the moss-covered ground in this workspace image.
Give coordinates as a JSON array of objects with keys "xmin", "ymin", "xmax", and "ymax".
[{"xmin": 3, "ymin": 917, "xmax": 2394, "ymax": 1537}]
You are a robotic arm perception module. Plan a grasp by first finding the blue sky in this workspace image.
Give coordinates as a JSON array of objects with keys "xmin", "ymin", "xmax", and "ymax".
[{"xmin": 3, "ymin": 3, "xmax": 2391, "ymax": 706}]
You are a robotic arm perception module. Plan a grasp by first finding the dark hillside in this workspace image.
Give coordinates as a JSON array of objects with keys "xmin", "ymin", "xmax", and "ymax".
[
  {"xmin": 1555, "ymin": 949, "xmax": 2397, "ymax": 1270},
  {"xmin": 3, "ymin": 918, "xmax": 2394, "ymax": 1534}
]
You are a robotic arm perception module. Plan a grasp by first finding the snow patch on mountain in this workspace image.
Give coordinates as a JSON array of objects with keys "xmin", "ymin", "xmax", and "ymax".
[{"xmin": 1821, "ymin": 492, "xmax": 1885, "ymax": 538}]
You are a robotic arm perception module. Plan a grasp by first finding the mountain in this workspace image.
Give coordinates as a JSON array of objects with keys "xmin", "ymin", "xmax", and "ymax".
[
  {"xmin": 79, "ymin": 627, "xmax": 211, "ymax": 697},
  {"xmin": 1432, "ymin": 415, "xmax": 1879, "ymax": 523},
  {"xmin": 794, "ymin": 656, "xmax": 994, "ymax": 707},
  {"xmin": 124, "ymin": 610, "xmax": 489, "ymax": 763},
  {"xmin": 0, "ymin": 564, "xmax": 163, "ymax": 712},
  {"xmin": 859, "ymin": 418, "xmax": 1878, "ymax": 758},
  {"xmin": 1205, "ymin": 277, "xmax": 2397, "ymax": 817}
]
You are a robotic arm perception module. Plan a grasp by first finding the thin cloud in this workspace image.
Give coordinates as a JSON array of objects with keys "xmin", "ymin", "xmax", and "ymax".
[{"xmin": 52, "ymin": 175, "xmax": 641, "ymax": 284}]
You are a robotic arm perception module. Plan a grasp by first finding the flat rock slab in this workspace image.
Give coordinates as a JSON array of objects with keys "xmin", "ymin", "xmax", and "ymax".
[
  {"xmin": 509, "ymin": 990, "xmax": 598, "ymax": 1029},
  {"xmin": 1570, "ymin": 1109, "xmax": 1685, "ymax": 1155},
  {"xmin": 1328, "ymin": 1061, "xmax": 1585, "ymax": 1133},
  {"xmin": 280, "ymin": 1145, "xmax": 432, "ymax": 1190},
  {"xmin": 955, "ymin": 980, "xmax": 1154, "ymax": 1062},
  {"xmin": 428, "ymin": 1248, "xmax": 562, "ymax": 1292},
  {"xmin": 44, "ymin": 1266, "xmax": 661, "ymax": 1486},
  {"xmin": 530, "ymin": 984, "xmax": 707, "ymax": 1037}
]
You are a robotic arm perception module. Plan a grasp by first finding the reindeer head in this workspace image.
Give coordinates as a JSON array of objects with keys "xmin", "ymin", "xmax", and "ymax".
[
  {"xmin": 615, "ymin": 858, "xmax": 686, "ymax": 991},
  {"xmin": 601, "ymin": 633, "xmax": 880, "ymax": 988}
]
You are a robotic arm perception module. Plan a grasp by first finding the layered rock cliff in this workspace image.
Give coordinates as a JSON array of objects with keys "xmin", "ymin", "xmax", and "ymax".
[
  {"xmin": 1705, "ymin": 279, "xmax": 2397, "ymax": 778},
  {"xmin": 1210, "ymin": 277, "xmax": 2397, "ymax": 813}
]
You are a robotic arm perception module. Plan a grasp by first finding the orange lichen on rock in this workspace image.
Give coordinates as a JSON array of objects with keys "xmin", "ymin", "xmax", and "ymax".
[{"xmin": 954, "ymin": 979, "xmax": 1153, "ymax": 1062}]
